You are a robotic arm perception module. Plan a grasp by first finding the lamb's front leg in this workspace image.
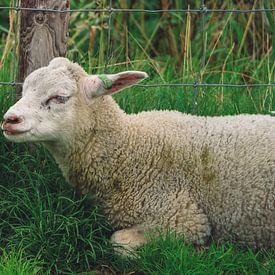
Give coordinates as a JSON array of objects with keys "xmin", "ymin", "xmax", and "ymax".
[
  {"xmin": 110, "ymin": 191, "xmax": 211, "ymax": 255},
  {"xmin": 110, "ymin": 225, "xmax": 148, "ymax": 255}
]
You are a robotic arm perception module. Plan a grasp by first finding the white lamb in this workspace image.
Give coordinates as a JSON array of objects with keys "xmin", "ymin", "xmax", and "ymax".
[{"xmin": 2, "ymin": 58, "xmax": 275, "ymax": 252}]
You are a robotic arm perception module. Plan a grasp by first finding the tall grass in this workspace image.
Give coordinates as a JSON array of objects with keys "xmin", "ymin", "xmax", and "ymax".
[
  {"xmin": 0, "ymin": 0, "xmax": 274, "ymax": 274},
  {"xmin": 67, "ymin": 0, "xmax": 275, "ymax": 115}
]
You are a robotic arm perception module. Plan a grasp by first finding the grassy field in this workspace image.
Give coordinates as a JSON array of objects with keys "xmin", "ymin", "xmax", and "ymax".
[{"xmin": 0, "ymin": 0, "xmax": 275, "ymax": 274}]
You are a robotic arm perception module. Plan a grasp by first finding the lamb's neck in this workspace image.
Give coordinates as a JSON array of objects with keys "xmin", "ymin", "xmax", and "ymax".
[{"xmin": 44, "ymin": 96, "xmax": 128, "ymax": 196}]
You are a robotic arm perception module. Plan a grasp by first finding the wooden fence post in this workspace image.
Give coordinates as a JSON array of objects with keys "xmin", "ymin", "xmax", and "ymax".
[{"xmin": 17, "ymin": 0, "xmax": 70, "ymax": 97}]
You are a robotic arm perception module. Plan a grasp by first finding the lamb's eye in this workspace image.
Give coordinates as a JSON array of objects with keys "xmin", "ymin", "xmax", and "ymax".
[
  {"xmin": 53, "ymin": 96, "xmax": 69, "ymax": 103},
  {"xmin": 45, "ymin": 95, "xmax": 70, "ymax": 105}
]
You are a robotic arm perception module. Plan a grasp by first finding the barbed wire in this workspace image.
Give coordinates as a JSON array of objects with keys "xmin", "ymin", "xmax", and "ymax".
[{"xmin": 0, "ymin": 3, "xmax": 274, "ymax": 91}]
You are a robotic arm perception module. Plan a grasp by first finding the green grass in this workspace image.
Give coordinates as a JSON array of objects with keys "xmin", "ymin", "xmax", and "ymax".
[
  {"xmin": 0, "ymin": 0, "xmax": 275, "ymax": 274},
  {"xmin": 113, "ymin": 233, "xmax": 275, "ymax": 274},
  {"xmin": 0, "ymin": 249, "xmax": 42, "ymax": 275}
]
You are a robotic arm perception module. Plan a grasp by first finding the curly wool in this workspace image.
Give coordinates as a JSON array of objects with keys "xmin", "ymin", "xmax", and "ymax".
[{"xmin": 47, "ymin": 95, "xmax": 275, "ymax": 249}]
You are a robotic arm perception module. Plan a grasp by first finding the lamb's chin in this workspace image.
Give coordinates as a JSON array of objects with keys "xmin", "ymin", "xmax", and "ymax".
[{"xmin": 3, "ymin": 130, "xmax": 33, "ymax": 143}]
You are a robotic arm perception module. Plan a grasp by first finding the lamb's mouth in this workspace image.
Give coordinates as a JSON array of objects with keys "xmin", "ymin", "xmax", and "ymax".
[
  {"xmin": 3, "ymin": 129, "xmax": 31, "ymax": 136},
  {"xmin": 1, "ymin": 120, "xmax": 32, "ymax": 136}
]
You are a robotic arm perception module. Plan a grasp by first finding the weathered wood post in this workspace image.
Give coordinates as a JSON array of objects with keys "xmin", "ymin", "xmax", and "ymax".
[{"xmin": 17, "ymin": 0, "xmax": 70, "ymax": 97}]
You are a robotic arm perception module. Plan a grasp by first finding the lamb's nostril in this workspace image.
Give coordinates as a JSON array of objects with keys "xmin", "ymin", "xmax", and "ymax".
[{"xmin": 5, "ymin": 115, "xmax": 23, "ymax": 125}]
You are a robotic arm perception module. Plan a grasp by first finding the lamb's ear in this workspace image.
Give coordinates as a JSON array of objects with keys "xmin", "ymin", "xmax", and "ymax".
[
  {"xmin": 48, "ymin": 57, "xmax": 71, "ymax": 69},
  {"xmin": 80, "ymin": 71, "xmax": 148, "ymax": 100}
]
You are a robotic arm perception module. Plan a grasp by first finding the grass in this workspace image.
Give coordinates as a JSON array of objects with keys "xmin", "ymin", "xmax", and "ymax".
[
  {"xmin": 0, "ymin": 0, "xmax": 275, "ymax": 274},
  {"xmin": 0, "ymin": 249, "xmax": 42, "ymax": 275},
  {"xmin": 113, "ymin": 233, "xmax": 275, "ymax": 274}
]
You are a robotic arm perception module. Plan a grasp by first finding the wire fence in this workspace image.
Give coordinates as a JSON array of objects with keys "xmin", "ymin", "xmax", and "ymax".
[{"xmin": 0, "ymin": 1, "xmax": 275, "ymax": 93}]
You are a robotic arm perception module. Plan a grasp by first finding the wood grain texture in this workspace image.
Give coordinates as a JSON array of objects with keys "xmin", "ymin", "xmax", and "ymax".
[{"xmin": 18, "ymin": 0, "xmax": 70, "ymax": 96}]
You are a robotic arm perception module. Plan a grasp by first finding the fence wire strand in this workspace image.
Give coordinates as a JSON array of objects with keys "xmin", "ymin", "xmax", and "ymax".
[
  {"xmin": 0, "ymin": 7, "xmax": 275, "ymax": 13},
  {"xmin": 1, "ymin": 81, "xmax": 274, "ymax": 88},
  {"xmin": 0, "ymin": 3, "xmax": 274, "ymax": 90}
]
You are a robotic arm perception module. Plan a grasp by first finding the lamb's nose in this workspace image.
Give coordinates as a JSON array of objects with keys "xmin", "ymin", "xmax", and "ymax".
[{"xmin": 3, "ymin": 115, "xmax": 23, "ymax": 125}]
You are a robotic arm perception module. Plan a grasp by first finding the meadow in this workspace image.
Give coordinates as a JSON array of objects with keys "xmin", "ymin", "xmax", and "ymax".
[{"xmin": 0, "ymin": 0, "xmax": 275, "ymax": 274}]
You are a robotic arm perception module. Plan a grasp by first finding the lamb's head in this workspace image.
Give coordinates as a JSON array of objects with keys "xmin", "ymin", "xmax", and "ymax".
[{"xmin": 2, "ymin": 57, "xmax": 148, "ymax": 143}]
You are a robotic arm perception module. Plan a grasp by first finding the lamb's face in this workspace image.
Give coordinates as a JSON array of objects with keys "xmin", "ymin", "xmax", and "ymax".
[
  {"xmin": 2, "ymin": 57, "xmax": 148, "ymax": 143},
  {"xmin": 2, "ymin": 65, "xmax": 79, "ymax": 143}
]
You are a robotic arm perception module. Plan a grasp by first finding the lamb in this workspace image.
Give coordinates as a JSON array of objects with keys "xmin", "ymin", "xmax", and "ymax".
[{"xmin": 2, "ymin": 57, "xmax": 275, "ymax": 252}]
